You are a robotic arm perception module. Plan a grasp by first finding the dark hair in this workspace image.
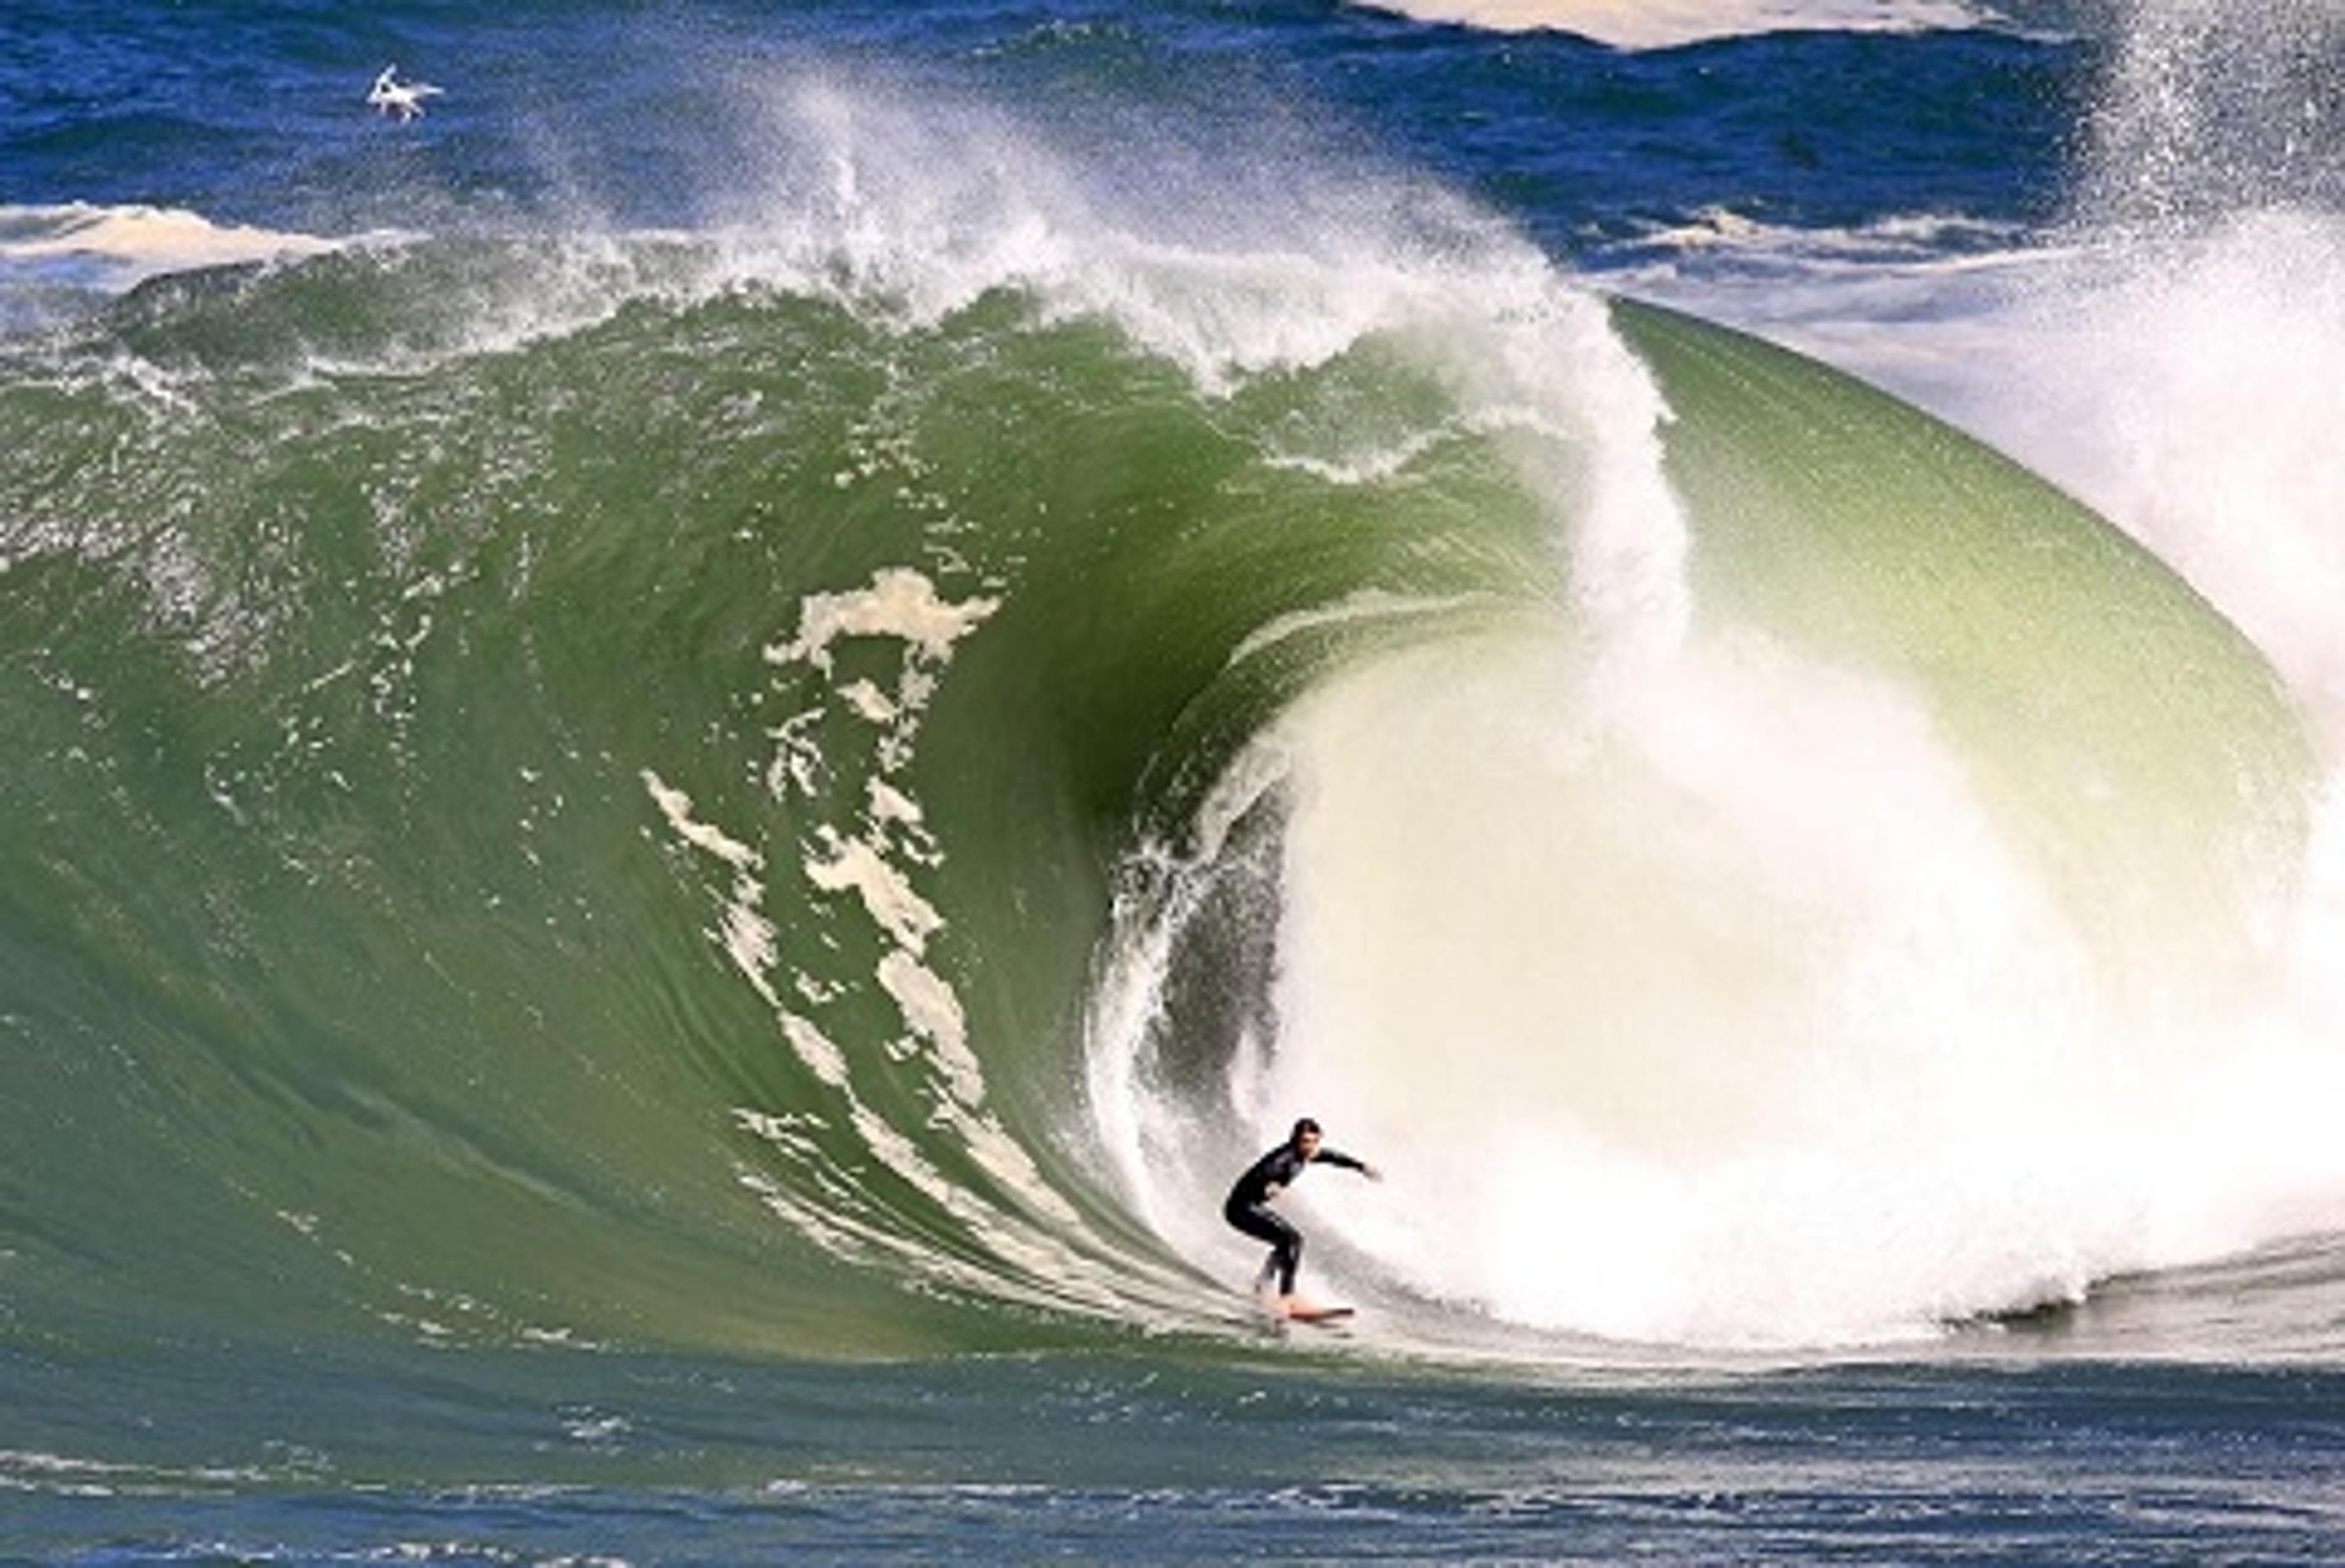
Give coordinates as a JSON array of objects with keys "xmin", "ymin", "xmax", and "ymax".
[{"xmin": 1290, "ymin": 1117, "xmax": 1322, "ymax": 1141}]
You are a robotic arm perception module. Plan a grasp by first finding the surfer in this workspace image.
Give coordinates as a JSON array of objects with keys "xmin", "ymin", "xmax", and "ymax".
[{"xmin": 1223, "ymin": 1117, "xmax": 1379, "ymax": 1310}]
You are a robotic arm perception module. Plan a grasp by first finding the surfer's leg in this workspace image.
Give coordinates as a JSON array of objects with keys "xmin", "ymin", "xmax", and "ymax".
[
  {"xmin": 1273, "ymin": 1227, "xmax": 1302, "ymax": 1296},
  {"xmin": 1226, "ymin": 1202, "xmax": 1303, "ymax": 1294}
]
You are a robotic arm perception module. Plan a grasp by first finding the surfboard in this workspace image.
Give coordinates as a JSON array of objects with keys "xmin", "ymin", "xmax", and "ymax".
[
  {"xmin": 1286, "ymin": 1304, "xmax": 1354, "ymax": 1326},
  {"xmin": 1260, "ymin": 1294, "xmax": 1354, "ymax": 1325}
]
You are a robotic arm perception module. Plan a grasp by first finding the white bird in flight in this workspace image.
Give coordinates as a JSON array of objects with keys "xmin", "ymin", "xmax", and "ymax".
[{"xmin": 366, "ymin": 65, "xmax": 442, "ymax": 123}]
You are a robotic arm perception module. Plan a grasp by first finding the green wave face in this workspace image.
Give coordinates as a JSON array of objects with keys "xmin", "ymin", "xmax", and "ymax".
[
  {"xmin": 0, "ymin": 234, "xmax": 1572, "ymax": 1360},
  {"xmin": 1612, "ymin": 297, "xmax": 2311, "ymax": 999},
  {"xmin": 0, "ymin": 233, "xmax": 2319, "ymax": 1367}
]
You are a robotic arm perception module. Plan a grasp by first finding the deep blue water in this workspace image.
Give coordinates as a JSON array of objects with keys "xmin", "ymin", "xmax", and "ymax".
[{"xmin": 1, "ymin": 2, "xmax": 2083, "ymax": 247}]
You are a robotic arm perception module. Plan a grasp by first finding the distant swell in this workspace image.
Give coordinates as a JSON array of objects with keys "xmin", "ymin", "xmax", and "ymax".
[{"xmin": 1345, "ymin": 0, "xmax": 1993, "ymax": 51}]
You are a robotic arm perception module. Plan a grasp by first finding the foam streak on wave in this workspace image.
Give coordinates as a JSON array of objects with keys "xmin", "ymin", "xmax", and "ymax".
[
  {"xmin": 0, "ymin": 202, "xmax": 336, "ymax": 282},
  {"xmin": 646, "ymin": 563, "xmax": 1144, "ymax": 1318}
]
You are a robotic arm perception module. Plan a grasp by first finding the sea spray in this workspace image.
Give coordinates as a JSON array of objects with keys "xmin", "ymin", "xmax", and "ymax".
[
  {"xmin": 1966, "ymin": 2, "xmax": 2345, "ymax": 752},
  {"xmin": 2079, "ymin": 0, "xmax": 2345, "ymax": 228},
  {"xmin": 1979, "ymin": 214, "xmax": 2345, "ymax": 744}
]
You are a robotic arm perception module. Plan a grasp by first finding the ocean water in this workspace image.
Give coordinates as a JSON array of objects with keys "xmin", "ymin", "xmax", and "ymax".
[{"xmin": 5, "ymin": 1, "xmax": 2345, "ymax": 1561}]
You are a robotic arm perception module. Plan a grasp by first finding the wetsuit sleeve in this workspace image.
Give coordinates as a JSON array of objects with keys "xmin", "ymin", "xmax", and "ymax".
[{"xmin": 1311, "ymin": 1148, "xmax": 1366, "ymax": 1173}]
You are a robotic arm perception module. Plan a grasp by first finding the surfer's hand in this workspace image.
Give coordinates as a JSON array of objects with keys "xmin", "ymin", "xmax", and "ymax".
[{"xmin": 1362, "ymin": 1163, "xmax": 1383, "ymax": 1182}]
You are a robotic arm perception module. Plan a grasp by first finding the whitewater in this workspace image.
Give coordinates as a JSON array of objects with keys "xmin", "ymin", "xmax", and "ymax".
[{"xmin": 5, "ymin": 0, "xmax": 2345, "ymax": 1559}]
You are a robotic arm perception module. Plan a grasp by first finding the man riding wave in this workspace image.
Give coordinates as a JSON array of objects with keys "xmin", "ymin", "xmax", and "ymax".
[{"xmin": 1223, "ymin": 1117, "xmax": 1380, "ymax": 1313}]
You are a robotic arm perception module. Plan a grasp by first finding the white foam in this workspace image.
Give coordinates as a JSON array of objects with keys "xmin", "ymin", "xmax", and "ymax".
[
  {"xmin": 692, "ymin": 73, "xmax": 1605, "ymax": 400},
  {"xmin": 804, "ymin": 828, "xmax": 943, "ymax": 955},
  {"xmin": 1244, "ymin": 620, "xmax": 2345, "ymax": 1347},
  {"xmin": 642, "ymin": 770, "xmax": 762, "ymax": 871},
  {"xmin": 695, "ymin": 562, "xmax": 1146, "ymax": 1304},
  {"xmin": 876, "ymin": 949, "xmax": 981, "ymax": 1108},
  {"xmin": 0, "ymin": 201, "xmax": 336, "ymax": 287},
  {"xmin": 642, "ymin": 769, "xmax": 851, "ymax": 1088},
  {"xmin": 767, "ymin": 567, "xmax": 1000, "ymax": 675},
  {"xmin": 838, "ymin": 677, "xmax": 899, "ymax": 723},
  {"xmin": 762, "ymin": 568, "xmax": 1003, "ymax": 1123},
  {"xmin": 866, "ymin": 778, "xmax": 925, "ymax": 832},
  {"xmin": 1225, "ymin": 590, "xmax": 1489, "ymax": 671},
  {"xmin": 1348, "ymin": 0, "xmax": 1988, "ymax": 51},
  {"xmin": 779, "ymin": 1011, "xmax": 851, "ymax": 1089}
]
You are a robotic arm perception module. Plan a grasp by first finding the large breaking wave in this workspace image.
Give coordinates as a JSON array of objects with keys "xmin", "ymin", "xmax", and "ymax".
[{"xmin": 4, "ymin": 62, "xmax": 2343, "ymax": 1366}]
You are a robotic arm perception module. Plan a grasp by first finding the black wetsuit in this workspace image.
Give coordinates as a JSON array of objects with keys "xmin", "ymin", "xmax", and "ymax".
[{"xmin": 1223, "ymin": 1141, "xmax": 1365, "ymax": 1296}]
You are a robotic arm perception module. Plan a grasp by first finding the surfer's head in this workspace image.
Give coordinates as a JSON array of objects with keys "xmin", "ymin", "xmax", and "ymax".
[{"xmin": 1290, "ymin": 1117, "xmax": 1322, "ymax": 1155}]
